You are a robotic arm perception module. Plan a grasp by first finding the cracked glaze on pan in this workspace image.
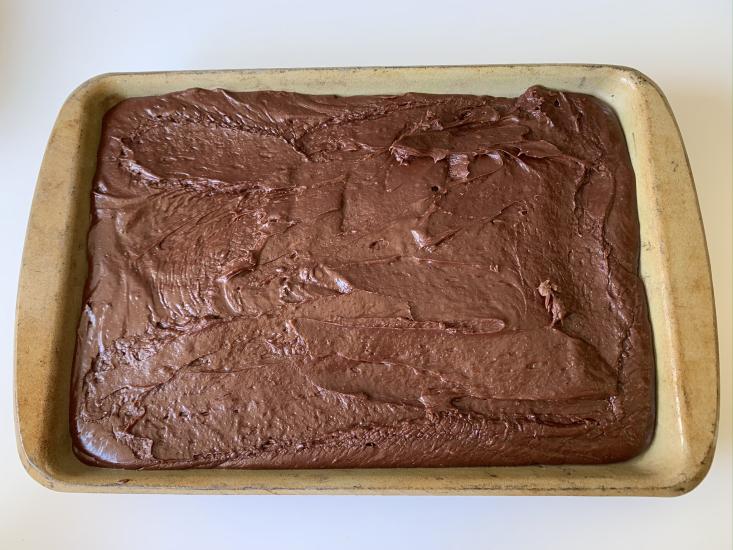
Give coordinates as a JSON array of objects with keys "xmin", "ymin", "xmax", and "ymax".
[{"xmin": 71, "ymin": 86, "xmax": 654, "ymax": 469}]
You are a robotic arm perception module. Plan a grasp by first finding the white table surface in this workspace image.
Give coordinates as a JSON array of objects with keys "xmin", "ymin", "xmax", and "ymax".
[{"xmin": 1, "ymin": 1, "xmax": 731, "ymax": 548}]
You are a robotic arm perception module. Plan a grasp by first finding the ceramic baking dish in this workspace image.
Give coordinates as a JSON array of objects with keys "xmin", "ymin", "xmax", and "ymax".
[{"xmin": 15, "ymin": 65, "xmax": 718, "ymax": 495}]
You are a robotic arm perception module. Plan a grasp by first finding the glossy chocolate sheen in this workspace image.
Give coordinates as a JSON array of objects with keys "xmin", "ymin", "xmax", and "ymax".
[{"xmin": 71, "ymin": 86, "xmax": 655, "ymax": 469}]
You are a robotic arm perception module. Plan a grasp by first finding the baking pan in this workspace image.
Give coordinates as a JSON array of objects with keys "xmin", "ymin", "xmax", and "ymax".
[{"xmin": 15, "ymin": 65, "xmax": 718, "ymax": 495}]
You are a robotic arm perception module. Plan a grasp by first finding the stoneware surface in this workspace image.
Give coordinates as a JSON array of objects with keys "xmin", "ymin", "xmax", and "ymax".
[{"xmin": 14, "ymin": 64, "xmax": 719, "ymax": 495}]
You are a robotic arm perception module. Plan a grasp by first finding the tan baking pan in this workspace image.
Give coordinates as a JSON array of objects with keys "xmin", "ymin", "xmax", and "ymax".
[{"xmin": 15, "ymin": 65, "xmax": 718, "ymax": 495}]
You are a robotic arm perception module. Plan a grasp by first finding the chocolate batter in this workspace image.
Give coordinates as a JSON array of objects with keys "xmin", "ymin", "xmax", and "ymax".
[{"xmin": 71, "ymin": 86, "xmax": 655, "ymax": 469}]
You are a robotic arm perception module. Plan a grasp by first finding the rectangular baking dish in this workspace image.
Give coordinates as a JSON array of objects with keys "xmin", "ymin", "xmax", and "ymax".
[{"xmin": 15, "ymin": 65, "xmax": 718, "ymax": 495}]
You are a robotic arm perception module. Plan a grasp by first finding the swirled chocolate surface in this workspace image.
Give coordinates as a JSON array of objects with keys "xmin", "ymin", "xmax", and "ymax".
[{"xmin": 71, "ymin": 86, "xmax": 655, "ymax": 468}]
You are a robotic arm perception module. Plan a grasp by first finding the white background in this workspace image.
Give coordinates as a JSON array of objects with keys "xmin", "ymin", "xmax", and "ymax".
[{"xmin": 1, "ymin": 1, "xmax": 731, "ymax": 548}]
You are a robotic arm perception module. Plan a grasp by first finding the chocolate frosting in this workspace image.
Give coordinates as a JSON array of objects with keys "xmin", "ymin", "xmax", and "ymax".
[{"xmin": 71, "ymin": 86, "xmax": 655, "ymax": 469}]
